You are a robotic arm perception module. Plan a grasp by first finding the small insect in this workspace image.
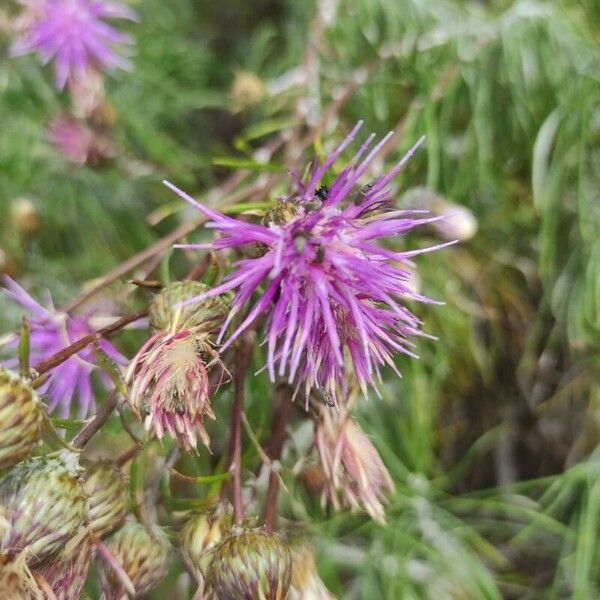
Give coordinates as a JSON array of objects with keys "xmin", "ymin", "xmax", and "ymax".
[
  {"xmin": 315, "ymin": 245, "xmax": 325, "ymax": 263},
  {"xmin": 352, "ymin": 181, "xmax": 375, "ymax": 205},
  {"xmin": 315, "ymin": 185, "xmax": 329, "ymax": 202},
  {"xmin": 140, "ymin": 400, "xmax": 151, "ymax": 417}
]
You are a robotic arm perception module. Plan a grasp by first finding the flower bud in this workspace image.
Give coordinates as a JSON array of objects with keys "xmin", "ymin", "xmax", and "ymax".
[
  {"xmin": 0, "ymin": 248, "xmax": 18, "ymax": 279},
  {"xmin": 10, "ymin": 199, "xmax": 41, "ymax": 236},
  {"xmin": 179, "ymin": 510, "xmax": 230, "ymax": 584},
  {"xmin": 84, "ymin": 462, "xmax": 128, "ymax": 539},
  {"xmin": 149, "ymin": 281, "xmax": 228, "ymax": 334},
  {"xmin": 0, "ymin": 367, "xmax": 43, "ymax": 470},
  {"xmin": 34, "ymin": 528, "xmax": 92, "ymax": 600},
  {"xmin": 230, "ymin": 71, "xmax": 265, "ymax": 113},
  {"xmin": 97, "ymin": 521, "xmax": 171, "ymax": 599},
  {"xmin": 285, "ymin": 527, "xmax": 335, "ymax": 600},
  {"xmin": 0, "ymin": 451, "xmax": 87, "ymax": 565},
  {"xmin": 206, "ymin": 527, "xmax": 292, "ymax": 600}
]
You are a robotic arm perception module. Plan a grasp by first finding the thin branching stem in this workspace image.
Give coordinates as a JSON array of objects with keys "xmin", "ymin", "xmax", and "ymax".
[{"xmin": 263, "ymin": 384, "xmax": 294, "ymax": 531}]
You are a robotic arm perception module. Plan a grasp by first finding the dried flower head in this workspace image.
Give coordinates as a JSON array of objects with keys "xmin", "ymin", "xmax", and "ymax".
[
  {"xmin": 0, "ymin": 451, "xmax": 87, "ymax": 565},
  {"xmin": 0, "ymin": 276, "xmax": 126, "ymax": 418},
  {"xmin": 315, "ymin": 407, "xmax": 394, "ymax": 524},
  {"xmin": 126, "ymin": 281, "xmax": 229, "ymax": 451},
  {"xmin": 97, "ymin": 521, "xmax": 171, "ymax": 600},
  {"xmin": 206, "ymin": 527, "xmax": 292, "ymax": 600},
  {"xmin": 166, "ymin": 122, "xmax": 452, "ymax": 404},
  {"xmin": 10, "ymin": 0, "xmax": 138, "ymax": 89},
  {"xmin": 0, "ymin": 367, "xmax": 43, "ymax": 470},
  {"xmin": 83, "ymin": 462, "xmax": 128, "ymax": 539}
]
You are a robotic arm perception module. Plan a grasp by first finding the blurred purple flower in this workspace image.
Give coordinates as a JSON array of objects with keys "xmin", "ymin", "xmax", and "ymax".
[
  {"xmin": 46, "ymin": 113, "xmax": 116, "ymax": 165},
  {"xmin": 10, "ymin": 0, "xmax": 138, "ymax": 89},
  {"xmin": 166, "ymin": 122, "xmax": 454, "ymax": 403},
  {"xmin": 0, "ymin": 277, "xmax": 126, "ymax": 418}
]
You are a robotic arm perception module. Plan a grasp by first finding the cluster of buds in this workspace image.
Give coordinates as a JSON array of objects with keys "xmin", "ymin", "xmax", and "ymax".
[
  {"xmin": 126, "ymin": 281, "xmax": 229, "ymax": 451},
  {"xmin": 314, "ymin": 406, "xmax": 395, "ymax": 524},
  {"xmin": 0, "ymin": 451, "xmax": 87, "ymax": 565},
  {"xmin": 83, "ymin": 462, "xmax": 129, "ymax": 539},
  {"xmin": 179, "ymin": 508, "xmax": 230, "ymax": 594},
  {"xmin": 0, "ymin": 367, "xmax": 43, "ymax": 470},
  {"xmin": 97, "ymin": 520, "xmax": 172, "ymax": 599},
  {"xmin": 206, "ymin": 527, "xmax": 292, "ymax": 600}
]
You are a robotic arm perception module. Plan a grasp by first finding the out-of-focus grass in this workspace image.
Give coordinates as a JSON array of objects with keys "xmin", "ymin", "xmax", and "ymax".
[{"xmin": 1, "ymin": 0, "xmax": 600, "ymax": 598}]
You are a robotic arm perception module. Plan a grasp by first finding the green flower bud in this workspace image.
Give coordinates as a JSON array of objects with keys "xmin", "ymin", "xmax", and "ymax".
[
  {"xmin": 149, "ymin": 281, "xmax": 228, "ymax": 335},
  {"xmin": 97, "ymin": 521, "xmax": 171, "ymax": 599},
  {"xmin": 84, "ymin": 462, "xmax": 128, "ymax": 539},
  {"xmin": 179, "ymin": 511, "xmax": 230, "ymax": 584},
  {"xmin": 0, "ymin": 451, "xmax": 87, "ymax": 566},
  {"xmin": 206, "ymin": 527, "xmax": 292, "ymax": 600},
  {"xmin": 0, "ymin": 368, "xmax": 43, "ymax": 470}
]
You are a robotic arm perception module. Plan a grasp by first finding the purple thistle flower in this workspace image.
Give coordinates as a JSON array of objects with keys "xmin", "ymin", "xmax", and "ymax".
[
  {"xmin": 166, "ymin": 122, "xmax": 454, "ymax": 403},
  {"xmin": 0, "ymin": 277, "xmax": 126, "ymax": 418},
  {"xmin": 10, "ymin": 0, "xmax": 137, "ymax": 89}
]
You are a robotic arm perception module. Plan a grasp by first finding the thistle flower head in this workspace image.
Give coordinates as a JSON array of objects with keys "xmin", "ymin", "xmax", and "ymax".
[
  {"xmin": 97, "ymin": 521, "xmax": 171, "ymax": 600},
  {"xmin": 0, "ymin": 367, "xmax": 43, "ymax": 470},
  {"xmin": 0, "ymin": 276, "xmax": 127, "ymax": 418},
  {"xmin": 166, "ymin": 122, "xmax": 452, "ymax": 403},
  {"xmin": 206, "ymin": 527, "xmax": 292, "ymax": 600},
  {"xmin": 83, "ymin": 462, "xmax": 128, "ymax": 539},
  {"xmin": 0, "ymin": 451, "xmax": 87, "ymax": 565},
  {"xmin": 126, "ymin": 282, "xmax": 229, "ymax": 451},
  {"xmin": 34, "ymin": 527, "xmax": 93, "ymax": 600},
  {"xmin": 10, "ymin": 0, "xmax": 138, "ymax": 89},
  {"xmin": 315, "ymin": 407, "xmax": 394, "ymax": 524}
]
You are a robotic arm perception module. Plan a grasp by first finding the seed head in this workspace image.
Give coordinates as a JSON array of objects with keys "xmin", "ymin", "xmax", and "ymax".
[{"xmin": 0, "ymin": 367, "xmax": 43, "ymax": 470}]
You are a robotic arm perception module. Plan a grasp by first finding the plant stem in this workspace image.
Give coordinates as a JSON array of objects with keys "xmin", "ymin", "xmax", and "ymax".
[
  {"xmin": 228, "ymin": 335, "xmax": 252, "ymax": 526},
  {"xmin": 263, "ymin": 385, "xmax": 293, "ymax": 531},
  {"xmin": 32, "ymin": 308, "xmax": 148, "ymax": 376},
  {"xmin": 72, "ymin": 391, "xmax": 120, "ymax": 449}
]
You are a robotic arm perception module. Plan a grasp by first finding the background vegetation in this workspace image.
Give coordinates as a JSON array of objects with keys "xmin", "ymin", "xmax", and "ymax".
[{"xmin": 1, "ymin": 0, "xmax": 599, "ymax": 597}]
